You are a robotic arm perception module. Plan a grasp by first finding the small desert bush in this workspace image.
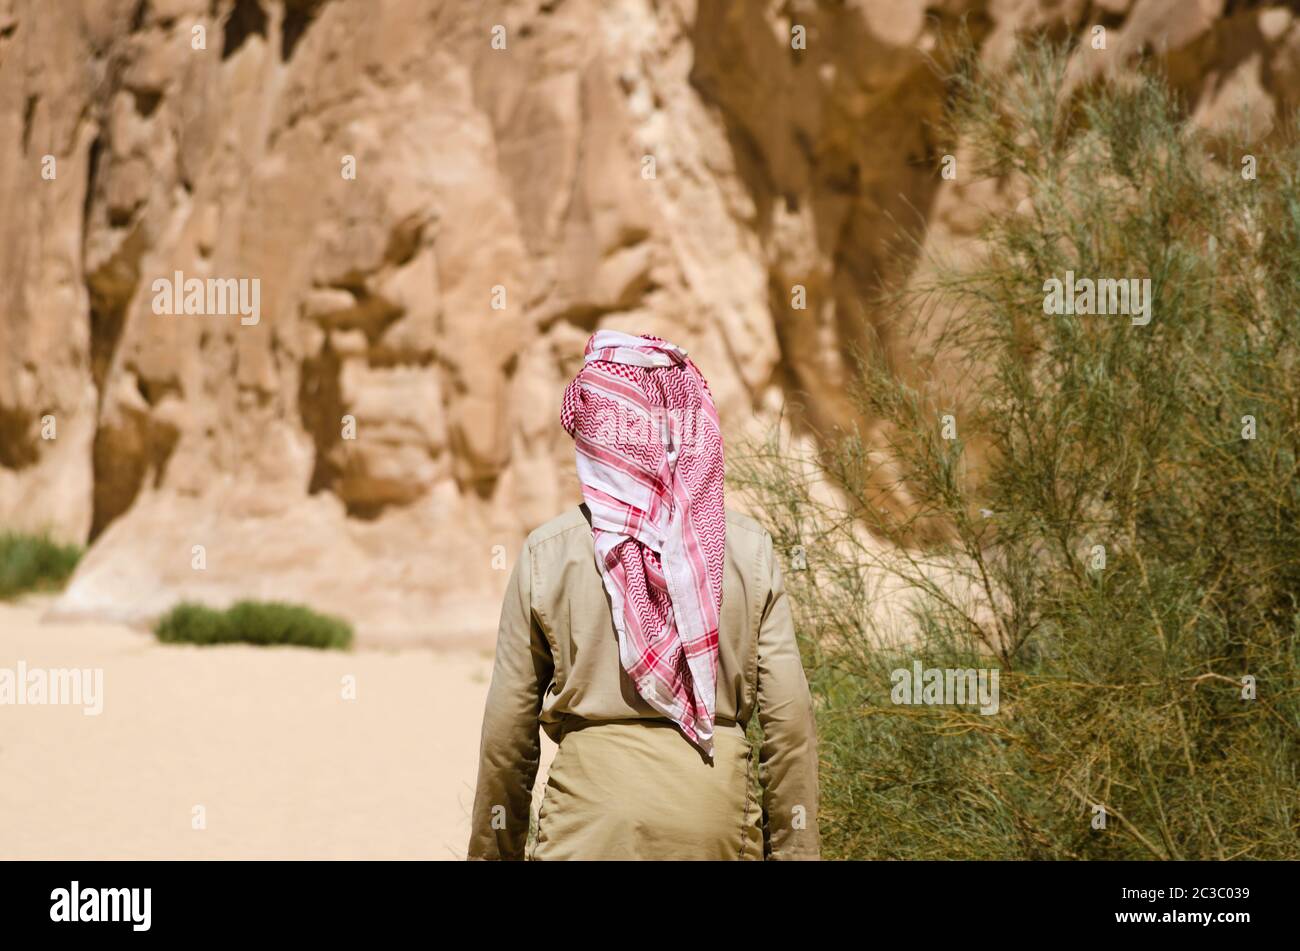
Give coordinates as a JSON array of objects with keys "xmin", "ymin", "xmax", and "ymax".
[
  {"xmin": 736, "ymin": 43, "xmax": 1300, "ymax": 859},
  {"xmin": 0, "ymin": 531, "xmax": 83, "ymax": 599},
  {"xmin": 155, "ymin": 600, "xmax": 353, "ymax": 650}
]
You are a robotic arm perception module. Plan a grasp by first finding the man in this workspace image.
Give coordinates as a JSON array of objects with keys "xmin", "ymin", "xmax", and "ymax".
[{"xmin": 468, "ymin": 330, "xmax": 819, "ymax": 860}]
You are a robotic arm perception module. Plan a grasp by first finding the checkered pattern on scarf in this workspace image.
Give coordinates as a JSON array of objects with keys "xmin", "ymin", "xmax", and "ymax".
[{"xmin": 560, "ymin": 330, "xmax": 725, "ymax": 755}]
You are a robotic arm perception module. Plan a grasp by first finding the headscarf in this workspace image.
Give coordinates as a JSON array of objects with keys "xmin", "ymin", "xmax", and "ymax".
[{"xmin": 561, "ymin": 330, "xmax": 725, "ymax": 756}]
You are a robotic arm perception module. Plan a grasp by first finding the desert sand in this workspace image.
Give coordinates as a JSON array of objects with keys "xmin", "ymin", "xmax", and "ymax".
[{"xmin": 0, "ymin": 597, "xmax": 554, "ymax": 859}]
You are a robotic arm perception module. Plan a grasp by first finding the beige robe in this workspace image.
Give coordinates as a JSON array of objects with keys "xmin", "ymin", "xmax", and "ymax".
[{"xmin": 467, "ymin": 506, "xmax": 820, "ymax": 860}]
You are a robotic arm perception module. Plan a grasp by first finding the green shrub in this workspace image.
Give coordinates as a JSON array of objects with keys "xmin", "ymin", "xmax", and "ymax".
[
  {"xmin": 0, "ymin": 531, "xmax": 83, "ymax": 600},
  {"xmin": 155, "ymin": 599, "xmax": 353, "ymax": 650},
  {"xmin": 154, "ymin": 602, "xmax": 232, "ymax": 645},
  {"xmin": 736, "ymin": 42, "xmax": 1300, "ymax": 859}
]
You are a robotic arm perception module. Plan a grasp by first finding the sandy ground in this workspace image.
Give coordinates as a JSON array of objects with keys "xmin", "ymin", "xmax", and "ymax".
[{"xmin": 0, "ymin": 597, "xmax": 555, "ymax": 859}]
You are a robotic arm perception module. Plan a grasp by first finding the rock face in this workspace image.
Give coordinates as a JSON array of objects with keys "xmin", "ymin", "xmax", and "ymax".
[{"xmin": 1, "ymin": 0, "xmax": 1297, "ymax": 645}]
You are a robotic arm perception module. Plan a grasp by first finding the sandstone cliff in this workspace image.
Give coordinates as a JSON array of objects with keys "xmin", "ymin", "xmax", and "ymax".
[{"xmin": 1, "ymin": 0, "xmax": 1296, "ymax": 644}]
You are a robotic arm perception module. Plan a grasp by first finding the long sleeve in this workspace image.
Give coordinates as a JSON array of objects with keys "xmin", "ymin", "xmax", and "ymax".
[
  {"xmin": 755, "ymin": 532, "xmax": 821, "ymax": 860},
  {"xmin": 467, "ymin": 540, "xmax": 553, "ymax": 860}
]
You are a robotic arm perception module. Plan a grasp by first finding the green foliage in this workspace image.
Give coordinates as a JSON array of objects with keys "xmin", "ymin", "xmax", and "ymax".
[
  {"xmin": 155, "ymin": 599, "xmax": 353, "ymax": 650},
  {"xmin": 735, "ymin": 42, "xmax": 1300, "ymax": 860},
  {"xmin": 0, "ymin": 531, "xmax": 83, "ymax": 600}
]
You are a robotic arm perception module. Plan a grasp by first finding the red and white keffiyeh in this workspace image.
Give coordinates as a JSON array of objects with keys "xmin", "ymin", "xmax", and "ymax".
[{"xmin": 561, "ymin": 330, "xmax": 725, "ymax": 756}]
